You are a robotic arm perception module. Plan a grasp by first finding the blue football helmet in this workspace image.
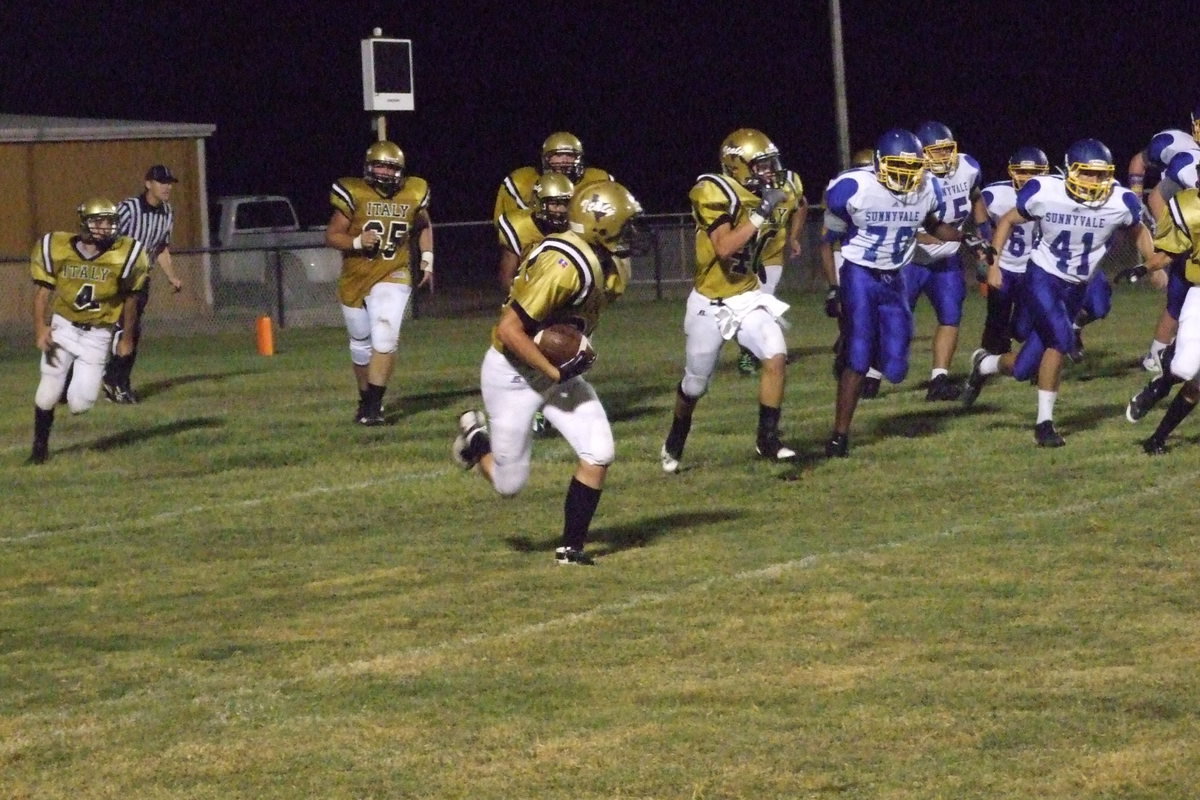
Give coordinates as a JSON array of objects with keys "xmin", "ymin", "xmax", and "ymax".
[
  {"xmin": 915, "ymin": 121, "xmax": 958, "ymax": 176},
  {"xmin": 1064, "ymin": 139, "xmax": 1115, "ymax": 204},
  {"xmin": 874, "ymin": 129, "xmax": 926, "ymax": 193},
  {"xmin": 1007, "ymin": 146, "xmax": 1049, "ymax": 189}
]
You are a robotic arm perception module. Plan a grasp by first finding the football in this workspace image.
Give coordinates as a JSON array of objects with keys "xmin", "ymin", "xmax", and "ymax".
[{"xmin": 534, "ymin": 323, "xmax": 592, "ymax": 368}]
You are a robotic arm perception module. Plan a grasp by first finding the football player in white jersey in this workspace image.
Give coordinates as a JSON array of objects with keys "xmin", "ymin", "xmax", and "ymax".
[
  {"xmin": 822, "ymin": 129, "xmax": 988, "ymax": 457},
  {"xmin": 904, "ymin": 122, "xmax": 985, "ymax": 400},
  {"xmin": 1126, "ymin": 110, "xmax": 1200, "ymax": 372},
  {"xmin": 969, "ymin": 147, "xmax": 1049, "ymax": 361},
  {"xmin": 962, "ymin": 139, "xmax": 1157, "ymax": 446}
]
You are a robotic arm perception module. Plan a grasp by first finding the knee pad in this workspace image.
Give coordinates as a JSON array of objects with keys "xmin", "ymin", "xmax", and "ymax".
[
  {"xmin": 491, "ymin": 462, "xmax": 530, "ymax": 498},
  {"xmin": 680, "ymin": 372, "xmax": 709, "ymax": 400},
  {"xmin": 348, "ymin": 335, "xmax": 371, "ymax": 366},
  {"xmin": 370, "ymin": 317, "xmax": 399, "ymax": 355}
]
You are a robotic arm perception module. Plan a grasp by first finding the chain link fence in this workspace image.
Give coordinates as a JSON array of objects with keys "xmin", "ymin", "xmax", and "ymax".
[{"xmin": 1, "ymin": 207, "xmax": 1144, "ymax": 346}]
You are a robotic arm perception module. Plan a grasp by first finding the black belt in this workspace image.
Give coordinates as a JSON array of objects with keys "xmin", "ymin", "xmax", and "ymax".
[{"xmin": 70, "ymin": 321, "xmax": 109, "ymax": 331}]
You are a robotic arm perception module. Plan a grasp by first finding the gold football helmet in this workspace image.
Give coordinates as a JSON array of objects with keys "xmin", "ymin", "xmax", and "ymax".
[
  {"xmin": 851, "ymin": 148, "xmax": 874, "ymax": 167},
  {"xmin": 363, "ymin": 140, "xmax": 405, "ymax": 194},
  {"xmin": 532, "ymin": 172, "xmax": 575, "ymax": 232},
  {"xmin": 77, "ymin": 197, "xmax": 120, "ymax": 248},
  {"xmin": 569, "ymin": 182, "xmax": 643, "ymax": 257},
  {"xmin": 541, "ymin": 132, "xmax": 585, "ymax": 182},
  {"xmin": 720, "ymin": 128, "xmax": 782, "ymax": 191}
]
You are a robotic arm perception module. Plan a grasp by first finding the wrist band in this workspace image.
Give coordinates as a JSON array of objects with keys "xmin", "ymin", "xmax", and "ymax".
[
  {"xmin": 420, "ymin": 251, "xmax": 434, "ymax": 272},
  {"xmin": 748, "ymin": 212, "xmax": 766, "ymax": 229},
  {"xmin": 352, "ymin": 234, "xmax": 363, "ymax": 250}
]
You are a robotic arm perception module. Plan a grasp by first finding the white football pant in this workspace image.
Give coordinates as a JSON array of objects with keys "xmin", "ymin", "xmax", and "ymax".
[
  {"xmin": 341, "ymin": 281, "xmax": 412, "ymax": 365},
  {"xmin": 679, "ymin": 288, "xmax": 788, "ymax": 398},
  {"xmin": 35, "ymin": 314, "xmax": 113, "ymax": 413},
  {"xmin": 479, "ymin": 347, "xmax": 614, "ymax": 497}
]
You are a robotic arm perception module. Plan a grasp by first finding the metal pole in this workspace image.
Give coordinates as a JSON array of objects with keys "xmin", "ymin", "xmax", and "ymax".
[{"xmin": 829, "ymin": 0, "xmax": 851, "ymax": 169}]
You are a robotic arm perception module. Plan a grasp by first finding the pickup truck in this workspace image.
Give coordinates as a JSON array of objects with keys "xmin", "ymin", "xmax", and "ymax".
[{"xmin": 208, "ymin": 195, "xmax": 341, "ymax": 284}]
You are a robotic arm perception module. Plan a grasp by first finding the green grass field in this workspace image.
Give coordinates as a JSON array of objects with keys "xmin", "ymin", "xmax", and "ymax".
[{"xmin": 3, "ymin": 285, "xmax": 1199, "ymax": 799}]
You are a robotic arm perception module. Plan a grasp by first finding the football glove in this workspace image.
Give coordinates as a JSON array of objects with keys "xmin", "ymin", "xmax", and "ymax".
[
  {"xmin": 1114, "ymin": 264, "xmax": 1149, "ymax": 283},
  {"xmin": 557, "ymin": 347, "xmax": 597, "ymax": 382},
  {"xmin": 964, "ymin": 234, "xmax": 997, "ymax": 266}
]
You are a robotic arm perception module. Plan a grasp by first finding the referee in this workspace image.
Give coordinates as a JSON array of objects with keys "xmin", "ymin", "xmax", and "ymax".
[{"xmin": 103, "ymin": 164, "xmax": 183, "ymax": 404}]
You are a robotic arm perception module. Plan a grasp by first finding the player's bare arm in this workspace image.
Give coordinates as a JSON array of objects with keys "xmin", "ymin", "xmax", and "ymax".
[
  {"xmin": 495, "ymin": 305, "xmax": 560, "ymax": 382},
  {"xmin": 325, "ymin": 209, "xmax": 379, "ymax": 251},
  {"xmin": 32, "ymin": 284, "xmax": 55, "ymax": 358},
  {"xmin": 116, "ymin": 295, "xmax": 140, "ymax": 357},
  {"xmin": 415, "ymin": 210, "xmax": 434, "ymax": 292}
]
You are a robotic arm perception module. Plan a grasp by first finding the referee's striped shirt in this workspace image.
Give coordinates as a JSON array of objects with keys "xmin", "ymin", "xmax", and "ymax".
[{"xmin": 117, "ymin": 194, "xmax": 174, "ymax": 264}]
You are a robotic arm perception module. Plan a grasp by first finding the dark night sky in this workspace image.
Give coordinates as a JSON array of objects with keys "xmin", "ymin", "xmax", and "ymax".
[{"xmin": 5, "ymin": 1, "xmax": 1199, "ymax": 226}]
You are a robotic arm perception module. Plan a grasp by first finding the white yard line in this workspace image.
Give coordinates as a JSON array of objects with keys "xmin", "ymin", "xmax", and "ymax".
[
  {"xmin": 320, "ymin": 471, "xmax": 1196, "ymax": 678},
  {"xmin": 0, "ymin": 471, "xmax": 449, "ymax": 544}
]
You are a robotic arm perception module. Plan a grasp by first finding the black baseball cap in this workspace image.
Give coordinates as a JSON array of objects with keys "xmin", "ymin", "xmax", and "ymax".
[{"xmin": 145, "ymin": 165, "xmax": 179, "ymax": 184}]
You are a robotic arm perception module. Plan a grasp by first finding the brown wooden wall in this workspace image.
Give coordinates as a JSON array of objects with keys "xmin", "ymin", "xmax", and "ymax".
[{"xmin": 0, "ymin": 137, "xmax": 210, "ymax": 327}]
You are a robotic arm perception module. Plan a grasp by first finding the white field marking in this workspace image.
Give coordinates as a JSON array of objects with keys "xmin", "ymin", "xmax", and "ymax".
[
  {"xmin": 322, "ymin": 469, "xmax": 1199, "ymax": 678},
  {"xmin": 0, "ymin": 470, "xmax": 450, "ymax": 544}
]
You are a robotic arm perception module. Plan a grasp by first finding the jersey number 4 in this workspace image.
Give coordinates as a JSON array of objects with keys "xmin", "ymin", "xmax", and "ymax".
[{"xmin": 72, "ymin": 283, "xmax": 101, "ymax": 312}]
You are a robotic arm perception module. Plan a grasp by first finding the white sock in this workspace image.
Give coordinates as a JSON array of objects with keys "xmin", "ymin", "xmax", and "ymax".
[
  {"xmin": 866, "ymin": 367, "xmax": 883, "ymax": 380},
  {"xmin": 980, "ymin": 355, "xmax": 1001, "ymax": 376},
  {"xmin": 1036, "ymin": 389, "xmax": 1057, "ymax": 424},
  {"xmin": 931, "ymin": 368, "xmax": 949, "ymax": 379}
]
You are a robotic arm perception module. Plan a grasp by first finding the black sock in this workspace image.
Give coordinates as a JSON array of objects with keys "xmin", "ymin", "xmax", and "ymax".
[
  {"xmin": 665, "ymin": 386, "xmax": 694, "ymax": 456},
  {"xmin": 365, "ymin": 383, "xmax": 385, "ymax": 412},
  {"xmin": 562, "ymin": 477, "xmax": 602, "ymax": 551},
  {"xmin": 465, "ymin": 429, "xmax": 491, "ymax": 461},
  {"xmin": 106, "ymin": 354, "xmax": 130, "ymax": 387},
  {"xmin": 33, "ymin": 406, "xmax": 54, "ymax": 451},
  {"xmin": 1151, "ymin": 390, "xmax": 1197, "ymax": 442},
  {"xmin": 757, "ymin": 404, "xmax": 781, "ymax": 439}
]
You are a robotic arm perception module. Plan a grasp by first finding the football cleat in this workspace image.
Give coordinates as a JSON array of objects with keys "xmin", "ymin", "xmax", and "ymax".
[
  {"xmin": 925, "ymin": 374, "xmax": 961, "ymax": 402},
  {"xmin": 1126, "ymin": 379, "xmax": 1170, "ymax": 423},
  {"xmin": 1141, "ymin": 350, "xmax": 1163, "ymax": 373},
  {"xmin": 452, "ymin": 409, "xmax": 490, "ymax": 468},
  {"xmin": 1034, "ymin": 420, "xmax": 1065, "ymax": 448},
  {"xmin": 755, "ymin": 435, "xmax": 796, "ymax": 461},
  {"xmin": 1142, "ymin": 436, "xmax": 1169, "ymax": 456},
  {"xmin": 531, "ymin": 410, "xmax": 551, "ymax": 434},
  {"xmin": 1066, "ymin": 329, "xmax": 1084, "ymax": 364},
  {"xmin": 660, "ymin": 443, "xmax": 681, "ymax": 474},
  {"xmin": 737, "ymin": 347, "xmax": 759, "ymax": 375},
  {"xmin": 825, "ymin": 432, "xmax": 849, "ymax": 458},
  {"xmin": 960, "ymin": 349, "xmax": 989, "ymax": 408},
  {"xmin": 859, "ymin": 376, "xmax": 881, "ymax": 399},
  {"xmin": 555, "ymin": 546, "xmax": 595, "ymax": 566}
]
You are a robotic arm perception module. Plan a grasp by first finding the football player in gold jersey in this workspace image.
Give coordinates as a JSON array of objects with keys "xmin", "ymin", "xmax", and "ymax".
[
  {"xmin": 661, "ymin": 129, "xmax": 796, "ymax": 474},
  {"xmin": 1126, "ymin": 188, "xmax": 1200, "ymax": 453},
  {"xmin": 325, "ymin": 140, "xmax": 434, "ymax": 425},
  {"xmin": 738, "ymin": 166, "xmax": 807, "ymax": 374},
  {"xmin": 28, "ymin": 198, "xmax": 150, "ymax": 463},
  {"xmin": 453, "ymin": 182, "xmax": 643, "ymax": 565},
  {"xmin": 492, "ymin": 132, "xmax": 614, "ymax": 220},
  {"xmin": 496, "ymin": 172, "xmax": 574, "ymax": 290}
]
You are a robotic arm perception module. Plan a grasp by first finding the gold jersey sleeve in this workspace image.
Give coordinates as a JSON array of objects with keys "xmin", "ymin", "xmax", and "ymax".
[
  {"xmin": 575, "ymin": 166, "xmax": 615, "ymax": 192},
  {"xmin": 493, "ymin": 167, "xmax": 539, "ymax": 220},
  {"xmin": 330, "ymin": 176, "xmax": 431, "ymax": 307},
  {"xmin": 689, "ymin": 174, "xmax": 763, "ymax": 299},
  {"xmin": 490, "ymin": 232, "xmax": 610, "ymax": 354},
  {"xmin": 31, "ymin": 233, "xmax": 149, "ymax": 326},
  {"xmin": 1156, "ymin": 188, "xmax": 1200, "ymax": 283},
  {"xmin": 496, "ymin": 208, "xmax": 547, "ymax": 258}
]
